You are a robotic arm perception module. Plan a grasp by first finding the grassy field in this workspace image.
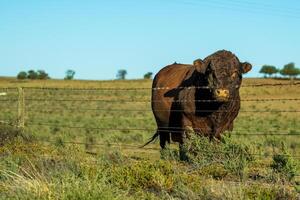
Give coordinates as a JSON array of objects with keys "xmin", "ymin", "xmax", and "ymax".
[{"xmin": 0, "ymin": 77, "xmax": 299, "ymax": 199}]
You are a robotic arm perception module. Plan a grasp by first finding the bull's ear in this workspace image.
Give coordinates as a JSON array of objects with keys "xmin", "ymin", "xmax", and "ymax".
[
  {"xmin": 193, "ymin": 59, "xmax": 206, "ymax": 73},
  {"xmin": 241, "ymin": 62, "xmax": 252, "ymax": 74}
]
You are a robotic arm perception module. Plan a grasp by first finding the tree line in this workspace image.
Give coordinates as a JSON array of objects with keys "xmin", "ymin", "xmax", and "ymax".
[
  {"xmin": 17, "ymin": 69, "xmax": 76, "ymax": 80},
  {"xmin": 16, "ymin": 69, "xmax": 153, "ymax": 80},
  {"xmin": 17, "ymin": 63, "xmax": 300, "ymax": 81},
  {"xmin": 17, "ymin": 70, "xmax": 50, "ymax": 80},
  {"xmin": 259, "ymin": 62, "xmax": 300, "ymax": 79}
]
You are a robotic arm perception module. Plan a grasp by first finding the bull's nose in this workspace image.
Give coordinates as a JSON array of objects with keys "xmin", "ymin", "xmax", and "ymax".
[{"xmin": 215, "ymin": 89, "xmax": 229, "ymax": 100}]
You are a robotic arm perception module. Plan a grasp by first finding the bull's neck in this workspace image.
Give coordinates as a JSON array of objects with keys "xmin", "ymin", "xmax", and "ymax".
[{"xmin": 209, "ymin": 92, "xmax": 241, "ymax": 122}]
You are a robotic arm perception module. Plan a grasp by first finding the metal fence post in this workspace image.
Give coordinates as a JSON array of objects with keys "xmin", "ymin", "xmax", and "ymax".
[{"xmin": 18, "ymin": 87, "xmax": 25, "ymax": 129}]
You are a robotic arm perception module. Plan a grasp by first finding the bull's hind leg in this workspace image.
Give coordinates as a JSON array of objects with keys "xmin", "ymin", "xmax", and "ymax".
[{"xmin": 158, "ymin": 128, "xmax": 170, "ymax": 149}]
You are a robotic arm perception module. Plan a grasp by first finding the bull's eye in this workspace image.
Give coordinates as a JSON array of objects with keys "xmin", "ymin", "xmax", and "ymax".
[{"xmin": 231, "ymin": 72, "xmax": 238, "ymax": 79}]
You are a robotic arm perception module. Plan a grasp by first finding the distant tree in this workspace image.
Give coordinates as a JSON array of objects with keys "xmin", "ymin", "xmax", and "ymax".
[
  {"xmin": 144, "ymin": 72, "xmax": 153, "ymax": 79},
  {"xmin": 27, "ymin": 70, "xmax": 38, "ymax": 79},
  {"xmin": 17, "ymin": 71, "xmax": 27, "ymax": 79},
  {"xmin": 116, "ymin": 69, "xmax": 127, "ymax": 80},
  {"xmin": 280, "ymin": 63, "xmax": 300, "ymax": 80},
  {"xmin": 64, "ymin": 69, "xmax": 76, "ymax": 80},
  {"xmin": 259, "ymin": 65, "xmax": 278, "ymax": 78},
  {"xmin": 37, "ymin": 70, "xmax": 49, "ymax": 79}
]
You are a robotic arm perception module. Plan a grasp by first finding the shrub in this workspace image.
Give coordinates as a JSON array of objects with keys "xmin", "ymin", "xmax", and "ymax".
[
  {"xmin": 271, "ymin": 153, "xmax": 297, "ymax": 181},
  {"xmin": 108, "ymin": 160, "xmax": 174, "ymax": 192},
  {"xmin": 182, "ymin": 134, "xmax": 253, "ymax": 179},
  {"xmin": 244, "ymin": 184, "xmax": 298, "ymax": 200}
]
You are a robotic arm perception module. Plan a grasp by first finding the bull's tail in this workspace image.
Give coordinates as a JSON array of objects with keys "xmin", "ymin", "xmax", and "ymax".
[{"xmin": 140, "ymin": 131, "xmax": 159, "ymax": 148}]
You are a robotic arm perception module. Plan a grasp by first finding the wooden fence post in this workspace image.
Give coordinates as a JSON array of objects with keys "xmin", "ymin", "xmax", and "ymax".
[{"xmin": 18, "ymin": 87, "xmax": 25, "ymax": 129}]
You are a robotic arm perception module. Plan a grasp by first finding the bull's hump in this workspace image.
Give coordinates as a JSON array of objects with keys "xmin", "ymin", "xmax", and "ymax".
[
  {"xmin": 154, "ymin": 64, "xmax": 194, "ymax": 88},
  {"xmin": 156, "ymin": 64, "xmax": 193, "ymax": 78}
]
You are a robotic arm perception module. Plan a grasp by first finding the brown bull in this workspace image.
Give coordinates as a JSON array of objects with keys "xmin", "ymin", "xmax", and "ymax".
[{"xmin": 145, "ymin": 50, "xmax": 252, "ymax": 149}]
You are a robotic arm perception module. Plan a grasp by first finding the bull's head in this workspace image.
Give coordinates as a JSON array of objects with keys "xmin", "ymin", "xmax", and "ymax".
[{"xmin": 193, "ymin": 50, "xmax": 252, "ymax": 102}]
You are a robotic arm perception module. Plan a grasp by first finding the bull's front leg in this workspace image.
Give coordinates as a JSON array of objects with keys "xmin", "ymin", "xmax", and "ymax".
[
  {"xmin": 214, "ymin": 122, "xmax": 233, "ymax": 140},
  {"xmin": 209, "ymin": 125, "xmax": 216, "ymax": 141},
  {"xmin": 178, "ymin": 116, "xmax": 193, "ymax": 161}
]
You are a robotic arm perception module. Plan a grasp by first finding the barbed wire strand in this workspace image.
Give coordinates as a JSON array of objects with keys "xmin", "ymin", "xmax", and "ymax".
[
  {"xmin": 22, "ymin": 82, "xmax": 300, "ymax": 91},
  {"xmin": 24, "ymin": 121, "xmax": 296, "ymax": 133},
  {"xmin": 0, "ymin": 83, "xmax": 299, "ymax": 95},
  {"xmin": 25, "ymin": 122, "xmax": 300, "ymax": 136},
  {"xmin": 24, "ymin": 98, "xmax": 300, "ymax": 103},
  {"xmin": 25, "ymin": 107, "xmax": 300, "ymax": 113}
]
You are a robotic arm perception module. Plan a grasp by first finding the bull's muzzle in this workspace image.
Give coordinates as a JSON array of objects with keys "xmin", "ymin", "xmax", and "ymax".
[{"xmin": 214, "ymin": 89, "xmax": 229, "ymax": 102}]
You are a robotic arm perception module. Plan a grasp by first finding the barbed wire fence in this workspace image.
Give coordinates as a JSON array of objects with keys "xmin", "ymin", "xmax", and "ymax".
[{"xmin": 0, "ymin": 82, "xmax": 299, "ymax": 159}]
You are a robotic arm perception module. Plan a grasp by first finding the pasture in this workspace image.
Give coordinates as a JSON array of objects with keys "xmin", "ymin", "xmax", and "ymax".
[{"xmin": 0, "ymin": 77, "xmax": 299, "ymax": 199}]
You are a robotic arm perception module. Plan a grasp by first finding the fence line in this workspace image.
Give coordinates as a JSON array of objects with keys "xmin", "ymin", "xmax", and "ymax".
[
  {"xmin": 25, "ymin": 122, "xmax": 299, "ymax": 135},
  {"xmin": 25, "ymin": 121, "xmax": 296, "ymax": 133},
  {"xmin": 24, "ymin": 98, "xmax": 300, "ymax": 103},
  {"xmin": 25, "ymin": 108, "xmax": 300, "ymax": 113},
  {"xmin": 1, "ymin": 86, "xmax": 299, "ymax": 139},
  {"xmin": 10, "ymin": 97, "xmax": 300, "ymax": 103},
  {"xmin": 21, "ymin": 82, "xmax": 300, "ymax": 91},
  {"xmin": 1, "ymin": 82, "xmax": 297, "ymax": 93}
]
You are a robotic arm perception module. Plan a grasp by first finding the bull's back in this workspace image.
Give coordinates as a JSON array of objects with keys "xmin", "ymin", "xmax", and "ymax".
[{"xmin": 152, "ymin": 64, "xmax": 194, "ymax": 126}]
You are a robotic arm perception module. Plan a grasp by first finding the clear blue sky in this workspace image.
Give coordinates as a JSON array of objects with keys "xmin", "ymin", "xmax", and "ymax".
[{"xmin": 1, "ymin": 0, "xmax": 300, "ymax": 80}]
